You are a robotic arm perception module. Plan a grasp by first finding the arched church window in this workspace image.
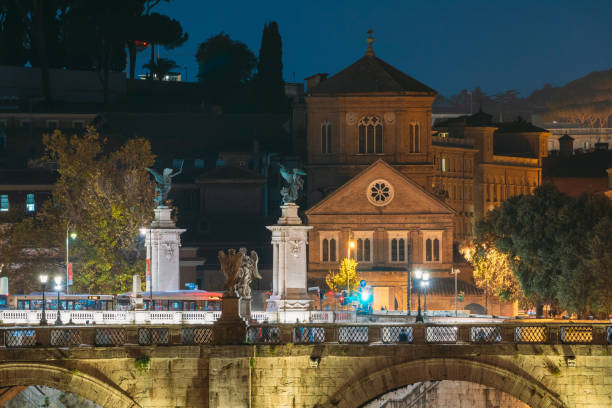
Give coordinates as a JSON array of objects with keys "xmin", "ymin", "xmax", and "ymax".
[
  {"xmin": 322, "ymin": 238, "xmax": 329, "ymax": 262},
  {"xmin": 433, "ymin": 238, "xmax": 440, "ymax": 262},
  {"xmin": 409, "ymin": 122, "xmax": 420, "ymax": 153},
  {"xmin": 391, "ymin": 238, "xmax": 398, "ymax": 262},
  {"xmin": 425, "ymin": 238, "xmax": 432, "ymax": 262},
  {"xmin": 358, "ymin": 116, "xmax": 383, "ymax": 154},
  {"xmin": 329, "ymin": 238, "xmax": 337, "ymax": 262},
  {"xmin": 321, "ymin": 121, "xmax": 332, "ymax": 154}
]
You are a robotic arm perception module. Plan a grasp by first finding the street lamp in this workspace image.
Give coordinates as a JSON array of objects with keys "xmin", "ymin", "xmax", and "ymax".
[
  {"xmin": 39, "ymin": 274, "xmax": 48, "ymax": 325},
  {"xmin": 54, "ymin": 276, "xmax": 63, "ymax": 325},
  {"xmin": 414, "ymin": 270, "xmax": 429, "ymax": 323},
  {"xmin": 140, "ymin": 227, "xmax": 153, "ymax": 310},
  {"xmin": 346, "ymin": 240, "xmax": 356, "ymax": 308},
  {"xmin": 66, "ymin": 226, "xmax": 77, "ymax": 294},
  {"xmin": 422, "ymin": 273, "xmax": 430, "ymax": 316},
  {"xmin": 451, "ymin": 268, "xmax": 460, "ymax": 317}
]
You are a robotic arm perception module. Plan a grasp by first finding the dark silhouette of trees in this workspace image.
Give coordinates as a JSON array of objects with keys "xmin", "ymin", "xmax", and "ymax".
[
  {"xmin": 254, "ymin": 21, "xmax": 289, "ymax": 115},
  {"xmin": 143, "ymin": 57, "xmax": 179, "ymax": 80},
  {"xmin": 196, "ymin": 32, "xmax": 257, "ymax": 110},
  {"xmin": 138, "ymin": 12, "xmax": 188, "ymax": 79},
  {"xmin": 0, "ymin": 1, "xmax": 28, "ymax": 66}
]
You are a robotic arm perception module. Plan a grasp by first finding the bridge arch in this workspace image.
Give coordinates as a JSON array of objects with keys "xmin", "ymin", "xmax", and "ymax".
[
  {"xmin": 319, "ymin": 357, "xmax": 566, "ymax": 408},
  {"xmin": 0, "ymin": 363, "xmax": 139, "ymax": 408}
]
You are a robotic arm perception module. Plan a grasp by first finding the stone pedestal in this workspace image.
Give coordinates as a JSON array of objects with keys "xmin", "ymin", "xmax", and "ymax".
[
  {"xmin": 143, "ymin": 206, "xmax": 186, "ymax": 292},
  {"xmin": 266, "ymin": 204, "xmax": 313, "ymax": 312},
  {"xmin": 239, "ymin": 297, "xmax": 251, "ymax": 320},
  {"xmin": 213, "ymin": 296, "xmax": 247, "ymax": 345}
]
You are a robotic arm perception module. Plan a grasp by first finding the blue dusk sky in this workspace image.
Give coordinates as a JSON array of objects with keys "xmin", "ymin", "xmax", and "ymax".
[{"xmin": 137, "ymin": 0, "xmax": 612, "ymax": 97}]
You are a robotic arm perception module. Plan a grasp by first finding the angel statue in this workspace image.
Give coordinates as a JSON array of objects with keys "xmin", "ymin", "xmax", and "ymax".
[
  {"xmin": 146, "ymin": 160, "xmax": 183, "ymax": 206},
  {"xmin": 279, "ymin": 164, "xmax": 306, "ymax": 204},
  {"xmin": 218, "ymin": 249, "xmax": 244, "ymax": 297},
  {"xmin": 235, "ymin": 248, "xmax": 262, "ymax": 298}
]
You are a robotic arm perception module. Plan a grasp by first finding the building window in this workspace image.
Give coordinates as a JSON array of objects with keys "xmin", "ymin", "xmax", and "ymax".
[
  {"xmin": 356, "ymin": 238, "xmax": 371, "ymax": 262},
  {"xmin": 320, "ymin": 232, "xmax": 339, "ymax": 262},
  {"xmin": 172, "ymin": 159, "xmax": 183, "ymax": 168},
  {"xmin": 194, "ymin": 159, "xmax": 205, "ymax": 168},
  {"xmin": 409, "ymin": 122, "xmax": 420, "ymax": 153},
  {"xmin": 0, "ymin": 120, "xmax": 7, "ymax": 129},
  {"xmin": 366, "ymin": 179, "xmax": 394, "ymax": 206},
  {"xmin": 423, "ymin": 231, "xmax": 442, "ymax": 263},
  {"xmin": 20, "ymin": 120, "xmax": 32, "ymax": 128},
  {"xmin": 441, "ymin": 157, "xmax": 446, "ymax": 172},
  {"xmin": 46, "ymin": 120, "xmax": 58, "ymax": 130},
  {"xmin": 321, "ymin": 120, "xmax": 332, "ymax": 154},
  {"xmin": 358, "ymin": 116, "xmax": 383, "ymax": 154},
  {"xmin": 73, "ymin": 120, "xmax": 85, "ymax": 130},
  {"xmin": 390, "ymin": 236, "xmax": 406, "ymax": 262},
  {"xmin": 26, "ymin": 193, "xmax": 35, "ymax": 212},
  {"xmin": 0, "ymin": 195, "xmax": 8, "ymax": 212}
]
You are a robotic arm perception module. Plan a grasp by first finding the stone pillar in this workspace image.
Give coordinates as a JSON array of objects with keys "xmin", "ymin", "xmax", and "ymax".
[
  {"xmin": 143, "ymin": 206, "xmax": 186, "ymax": 292},
  {"xmin": 266, "ymin": 204, "xmax": 313, "ymax": 314},
  {"xmin": 213, "ymin": 296, "xmax": 247, "ymax": 345}
]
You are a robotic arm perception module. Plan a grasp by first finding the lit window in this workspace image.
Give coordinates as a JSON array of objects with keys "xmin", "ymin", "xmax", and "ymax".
[
  {"xmin": 172, "ymin": 159, "xmax": 183, "ymax": 168},
  {"xmin": 321, "ymin": 121, "xmax": 332, "ymax": 154},
  {"xmin": 0, "ymin": 195, "xmax": 8, "ymax": 212},
  {"xmin": 26, "ymin": 193, "xmax": 35, "ymax": 212},
  {"xmin": 194, "ymin": 159, "xmax": 205, "ymax": 168},
  {"xmin": 441, "ymin": 158, "xmax": 446, "ymax": 172},
  {"xmin": 358, "ymin": 116, "xmax": 383, "ymax": 154}
]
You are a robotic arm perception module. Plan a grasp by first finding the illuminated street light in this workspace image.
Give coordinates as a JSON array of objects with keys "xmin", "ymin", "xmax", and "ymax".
[
  {"xmin": 66, "ymin": 226, "xmax": 77, "ymax": 294},
  {"xmin": 54, "ymin": 276, "xmax": 63, "ymax": 326},
  {"xmin": 414, "ymin": 270, "xmax": 430, "ymax": 323},
  {"xmin": 39, "ymin": 274, "xmax": 48, "ymax": 325}
]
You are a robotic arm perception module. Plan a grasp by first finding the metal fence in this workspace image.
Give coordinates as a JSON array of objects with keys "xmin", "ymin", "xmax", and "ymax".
[{"xmin": 0, "ymin": 323, "xmax": 610, "ymax": 348}]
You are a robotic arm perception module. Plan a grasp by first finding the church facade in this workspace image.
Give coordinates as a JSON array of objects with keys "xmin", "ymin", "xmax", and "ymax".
[{"xmin": 302, "ymin": 38, "xmax": 549, "ymax": 314}]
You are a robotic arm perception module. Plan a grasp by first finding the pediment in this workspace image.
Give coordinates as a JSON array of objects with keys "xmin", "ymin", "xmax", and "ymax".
[{"xmin": 306, "ymin": 160, "xmax": 455, "ymax": 216}]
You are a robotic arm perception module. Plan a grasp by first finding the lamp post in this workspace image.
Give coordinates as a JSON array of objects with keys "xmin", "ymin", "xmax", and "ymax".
[
  {"xmin": 39, "ymin": 274, "xmax": 48, "ymax": 325},
  {"xmin": 422, "ymin": 275, "xmax": 429, "ymax": 316},
  {"xmin": 54, "ymin": 276, "xmax": 63, "ymax": 325},
  {"xmin": 66, "ymin": 226, "xmax": 77, "ymax": 294},
  {"xmin": 414, "ymin": 270, "xmax": 429, "ymax": 322},
  {"xmin": 346, "ymin": 240, "xmax": 355, "ymax": 295},
  {"xmin": 140, "ymin": 227, "xmax": 153, "ymax": 310},
  {"xmin": 451, "ymin": 268, "xmax": 460, "ymax": 317}
]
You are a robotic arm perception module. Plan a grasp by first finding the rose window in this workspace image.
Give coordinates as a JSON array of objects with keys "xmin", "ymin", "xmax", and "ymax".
[{"xmin": 367, "ymin": 179, "xmax": 394, "ymax": 206}]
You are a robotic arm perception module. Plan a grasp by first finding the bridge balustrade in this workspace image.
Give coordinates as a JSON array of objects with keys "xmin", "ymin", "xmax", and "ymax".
[{"xmin": 0, "ymin": 323, "xmax": 610, "ymax": 348}]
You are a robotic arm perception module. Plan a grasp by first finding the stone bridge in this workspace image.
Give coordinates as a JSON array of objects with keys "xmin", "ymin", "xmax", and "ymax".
[{"xmin": 0, "ymin": 322, "xmax": 610, "ymax": 408}]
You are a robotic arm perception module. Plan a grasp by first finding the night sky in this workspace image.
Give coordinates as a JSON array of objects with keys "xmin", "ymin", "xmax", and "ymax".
[{"xmin": 138, "ymin": 0, "xmax": 612, "ymax": 97}]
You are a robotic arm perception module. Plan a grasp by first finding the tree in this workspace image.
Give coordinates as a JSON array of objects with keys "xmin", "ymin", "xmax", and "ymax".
[
  {"xmin": 254, "ymin": 21, "xmax": 288, "ymax": 115},
  {"xmin": 196, "ymin": 32, "xmax": 257, "ymax": 109},
  {"xmin": 63, "ymin": 1, "xmax": 138, "ymax": 105},
  {"xmin": 478, "ymin": 184, "xmax": 612, "ymax": 317},
  {"xmin": 142, "ymin": 57, "xmax": 179, "ymax": 80},
  {"xmin": 138, "ymin": 12, "xmax": 188, "ymax": 79},
  {"xmin": 325, "ymin": 258, "xmax": 359, "ymax": 293},
  {"xmin": 37, "ymin": 128, "xmax": 156, "ymax": 293},
  {"xmin": 460, "ymin": 238, "xmax": 526, "ymax": 305}
]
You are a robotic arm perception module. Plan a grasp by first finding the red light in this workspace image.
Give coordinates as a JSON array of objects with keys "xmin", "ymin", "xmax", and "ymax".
[{"xmin": 328, "ymin": 291, "xmax": 333, "ymax": 296}]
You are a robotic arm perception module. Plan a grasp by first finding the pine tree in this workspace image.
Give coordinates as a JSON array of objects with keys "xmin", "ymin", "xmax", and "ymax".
[{"xmin": 256, "ymin": 21, "xmax": 288, "ymax": 114}]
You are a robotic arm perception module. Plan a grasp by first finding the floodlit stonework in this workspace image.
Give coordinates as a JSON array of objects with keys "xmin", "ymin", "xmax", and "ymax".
[{"xmin": 0, "ymin": 327, "xmax": 610, "ymax": 407}]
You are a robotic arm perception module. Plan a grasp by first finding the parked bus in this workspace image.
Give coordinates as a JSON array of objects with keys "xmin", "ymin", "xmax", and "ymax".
[
  {"xmin": 116, "ymin": 290, "xmax": 222, "ymax": 311},
  {"xmin": 8, "ymin": 293, "xmax": 115, "ymax": 311}
]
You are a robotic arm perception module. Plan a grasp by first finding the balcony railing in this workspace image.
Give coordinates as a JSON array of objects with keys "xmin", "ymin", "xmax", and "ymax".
[{"xmin": 1, "ymin": 323, "xmax": 610, "ymax": 348}]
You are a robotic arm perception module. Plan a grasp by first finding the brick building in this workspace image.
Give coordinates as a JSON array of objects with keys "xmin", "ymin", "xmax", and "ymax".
[{"xmin": 302, "ymin": 38, "xmax": 545, "ymax": 314}]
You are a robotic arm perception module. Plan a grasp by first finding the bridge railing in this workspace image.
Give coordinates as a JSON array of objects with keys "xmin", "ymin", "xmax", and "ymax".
[
  {"xmin": 1, "ymin": 322, "xmax": 610, "ymax": 348},
  {"xmin": 0, "ymin": 310, "xmax": 349, "ymax": 325}
]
